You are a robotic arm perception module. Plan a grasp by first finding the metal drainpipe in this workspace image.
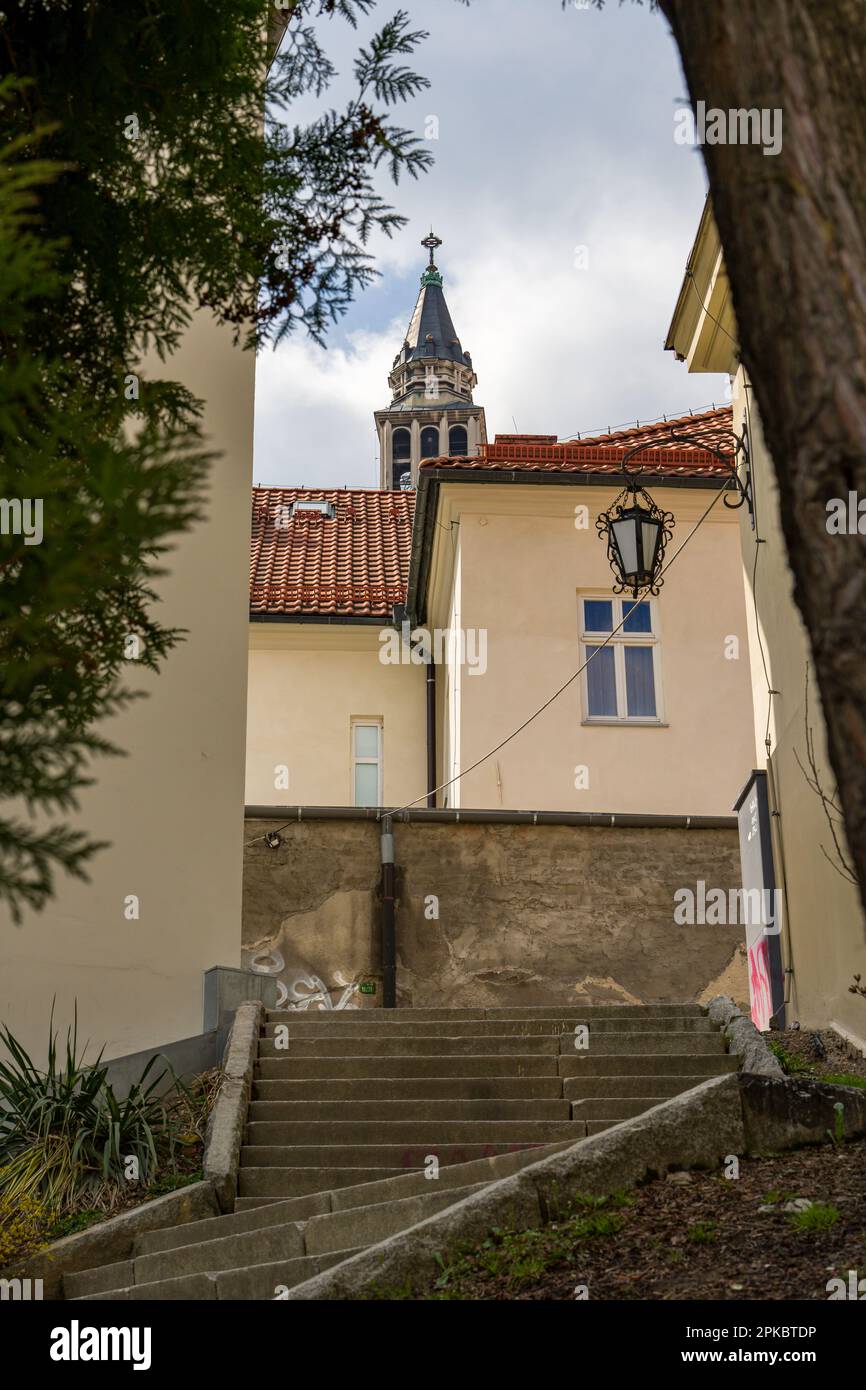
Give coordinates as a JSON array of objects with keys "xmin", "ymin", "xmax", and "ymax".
[
  {"xmin": 380, "ymin": 814, "xmax": 396, "ymax": 1008},
  {"xmin": 426, "ymin": 656, "xmax": 437, "ymax": 808}
]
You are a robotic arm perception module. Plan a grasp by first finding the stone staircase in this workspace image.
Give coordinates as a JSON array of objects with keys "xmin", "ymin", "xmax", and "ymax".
[{"xmin": 66, "ymin": 1003, "xmax": 737, "ymax": 1300}]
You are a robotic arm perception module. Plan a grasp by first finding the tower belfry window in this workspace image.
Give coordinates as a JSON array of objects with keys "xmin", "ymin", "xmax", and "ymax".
[
  {"xmin": 420, "ymin": 426, "xmax": 439, "ymax": 459},
  {"xmin": 449, "ymin": 424, "xmax": 468, "ymax": 456}
]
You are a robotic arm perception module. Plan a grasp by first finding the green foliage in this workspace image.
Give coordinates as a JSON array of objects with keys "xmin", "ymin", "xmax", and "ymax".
[
  {"xmin": 0, "ymin": 1004, "xmax": 179, "ymax": 1215},
  {"xmin": 768, "ymin": 1041, "xmax": 813, "ymax": 1076},
  {"xmin": 47, "ymin": 1208, "xmax": 107, "ymax": 1241},
  {"xmin": 0, "ymin": 2, "xmax": 434, "ymax": 917},
  {"xmin": 430, "ymin": 1191, "xmax": 633, "ymax": 1296},
  {"xmin": 4, "ymin": 1, "xmax": 433, "ymax": 363},
  {"xmin": 685, "ymin": 1220, "xmax": 717, "ymax": 1245},
  {"xmin": 787, "ymin": 1202, "xmax": 840, "ymax": 1234},
  {"xmin": 823, "ymin": 1073, "xmax": 866, "ymax": 1090}
]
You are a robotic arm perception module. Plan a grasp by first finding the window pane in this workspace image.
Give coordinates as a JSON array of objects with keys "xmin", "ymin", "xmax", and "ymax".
[
  {"xmin": 622, "ymin": 600, "xmax": 652, "ymax": 634},
  {"xmin": 354, "ymin": 762, "xmax": 379, "ymax": 806},
  {"xmin": 585, "ymin": 645, "xmax": 617, "ymax": 717},
  {"xmin": 583, "ymin": 599, "xmax": 612, "ymax": 633},
  {"xmin": 354, "ymin": 724, "xmax": 379, "ymax": 758},
  {"xmin": 625, "ymin": 646, "xmax": 656, "ymax": 717}
]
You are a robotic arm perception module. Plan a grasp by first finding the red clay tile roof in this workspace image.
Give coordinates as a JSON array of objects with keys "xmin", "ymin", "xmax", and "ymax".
[
  {"xmin": 250, "ymin": 409, "xmax": 734, "ymax": 618},
  {"xmin": 423, "ymin": 405, "xmax": 734, "ymax": 478},
  {"xmin": 250, "ymin": 488, "xmax": 414, "ymax": 618}
]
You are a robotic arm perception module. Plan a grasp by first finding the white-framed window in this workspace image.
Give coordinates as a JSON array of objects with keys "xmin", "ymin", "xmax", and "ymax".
[
  {"xmin": 579, "ymin": 595, "xmax": 663, "ymax": 723},
  {"xmin": 351, "ymin": 720, "xmax": 383, "ymax": 806}
]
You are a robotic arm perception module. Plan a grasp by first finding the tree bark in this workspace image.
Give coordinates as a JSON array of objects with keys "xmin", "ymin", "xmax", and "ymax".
[{"xmin": 659, "ymin": 0, "xmax": 866, "ymax": 917}]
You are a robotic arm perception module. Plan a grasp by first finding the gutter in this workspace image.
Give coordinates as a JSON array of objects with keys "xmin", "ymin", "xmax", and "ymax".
[
  {"xmin": 250, "ymin": 613, "xmax": 387, "ymax": 627},
  {"xmin": 245, "ymin": 805, "xmax": 737, "ymax": 829}
]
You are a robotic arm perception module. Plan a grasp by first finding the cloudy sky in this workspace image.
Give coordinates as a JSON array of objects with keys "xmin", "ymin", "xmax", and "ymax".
[{"xmin": 253, "ymin": 0, "xmax": 730, "ymax": 489}]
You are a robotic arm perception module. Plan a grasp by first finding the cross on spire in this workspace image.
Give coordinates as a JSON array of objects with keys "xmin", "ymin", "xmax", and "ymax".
[{"xmin": 421, "ymin": 230, "xmax": 442, "ymax": 267}]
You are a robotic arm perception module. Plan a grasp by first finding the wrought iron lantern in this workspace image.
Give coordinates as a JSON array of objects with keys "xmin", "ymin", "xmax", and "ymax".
[
  {"xmin": 597, "ymin": 483, "xmax": 672, "ymax": 597},
  {"xmin": 595, "ymin": 423, "xmax": 751, "ymax": 597}
]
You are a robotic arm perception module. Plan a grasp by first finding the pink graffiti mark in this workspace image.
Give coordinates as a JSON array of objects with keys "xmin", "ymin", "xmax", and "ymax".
[{"xmin": 748, "ymin": 937, "xmax": 773, "ymax": 1031}]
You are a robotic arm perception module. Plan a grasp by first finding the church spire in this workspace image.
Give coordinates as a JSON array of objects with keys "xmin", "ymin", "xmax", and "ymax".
[{"xmin": 374, "ymin": 231, "xmax": 487, "ymax": 490}]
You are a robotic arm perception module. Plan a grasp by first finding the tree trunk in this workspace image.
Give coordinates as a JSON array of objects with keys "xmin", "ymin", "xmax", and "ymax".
[{"xmin": 659, "ymin": 0, "xmax": 866, "ymax": 916}]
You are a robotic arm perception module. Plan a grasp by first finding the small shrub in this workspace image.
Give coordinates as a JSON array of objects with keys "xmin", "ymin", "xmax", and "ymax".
[{"xmin": 0, "ymin": 1004, "xmax": 187, "ymax": 1217}]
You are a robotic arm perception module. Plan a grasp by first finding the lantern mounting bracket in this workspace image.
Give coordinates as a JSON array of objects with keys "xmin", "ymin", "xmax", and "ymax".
[{"xmin": 667, "ymin": 422, "xmax": 752, "ymax": 512}]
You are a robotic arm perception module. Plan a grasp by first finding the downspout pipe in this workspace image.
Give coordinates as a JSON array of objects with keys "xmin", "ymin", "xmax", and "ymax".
[
  {"xmin": 426, "ymin": 657, "xmax": 436, "ymax": 808},
  {"xmin": 380, "ymin": 814, "xmax": 396, "ymax": 1008}
]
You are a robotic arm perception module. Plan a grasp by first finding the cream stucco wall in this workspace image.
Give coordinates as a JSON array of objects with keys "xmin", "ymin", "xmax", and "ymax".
[
  {"xmin": 426, "ymin": 481, "xmax": 755, "ymax": 815},
  {"xmin": 733, "ymin": 373, "xmax": 866, "ymax": 1048},
  {"xmin": 1, "ymin": 308, "xmax": 256, "ymax": 1064},
  {"xmin": 246, "ymin": 623, "xmax": 426, "ymax": 808}
]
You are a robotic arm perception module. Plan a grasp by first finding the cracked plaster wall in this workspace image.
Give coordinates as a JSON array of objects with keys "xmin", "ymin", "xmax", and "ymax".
[{"xmin": 242, "ymin": 819, "xmax": 748, "ymax": 1009}]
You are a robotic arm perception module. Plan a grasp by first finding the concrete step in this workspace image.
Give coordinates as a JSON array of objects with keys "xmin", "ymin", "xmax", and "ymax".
[
  {"xmin": 300, "ymin": 1182, "xmax": 488, "ymax": 1257},
  {"xmin": 252, "ymin": 1076, "xmax": 565, "ymax": 1101},
  {"xmin": 133, "ymin": 1140, "xmax": 576, "ymax": 1257},
  {"xmin": 557, "ymin": 1033, "xmax": 725, "ymax": 1056},
  {"xmin": 257, "ymin": 1034, "xmax": 562, "ymax": 1057},
  {"xmin": 256, "ymin": 1031, "xmax": 724, "ymax": 1058},
  {"xmin": 260, "ymin": 1016, "xmax": 714, "ymax": 1038},
  {"xmin": 69, "ymin": 1183, "xmax": 487, "ymax": 1296},
  {"xmin": 558, "ymin": 1052, "xmax": 737, "ymax": 1076},
  {"xmin": 264, "ymin": 1003, "xmax": 707, "ymax": 1022},
  {"xmin": 74, "ymin": 1248, "xmax": 360, "ymax": 1301},
  {"xmin": 238, "ymin": 1166, "xmax": 406, "ymax": 1199},
  {"xmin": 255, "ymin": 1054, "xmax": 560, "ymax": 1079},
  {"xmin": 246, "ymin": 1098, "xmax": 571, "ymax": 1123},
  {"xmin": 563, "ymin": 1073, "xmax": 721, "ymax": 1099},
  {"xmin": 237, "ymin": 1139, "xmax": 550, "ymax": 1171},
  {"xmin": 243, "ymin": 1119, "xmax": 584, "ymax": 1148},
  {"xmin": 570, "ymin": 1097, "xmax": 672, "ymax": 1122}
]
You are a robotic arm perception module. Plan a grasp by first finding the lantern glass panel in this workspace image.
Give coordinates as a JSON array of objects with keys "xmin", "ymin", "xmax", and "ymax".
[
  {"xmin": 611, "ymin": 515, "xmax": 639, "ymax": 579},
  {"xmin": 641, "ymin": 518, "xmax": 662, "ymax": 576}
]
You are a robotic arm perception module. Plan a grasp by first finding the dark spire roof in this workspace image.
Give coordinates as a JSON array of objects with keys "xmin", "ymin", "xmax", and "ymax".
[{"xmin": 394, "ymin": 232, "xmax": 472, "ymax": 370}]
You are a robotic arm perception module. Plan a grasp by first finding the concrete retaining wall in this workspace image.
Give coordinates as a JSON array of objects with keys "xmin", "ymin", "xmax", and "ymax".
[{"xmin": 243, "ymin": 817, "xmax": 747, "ymax": 1010}]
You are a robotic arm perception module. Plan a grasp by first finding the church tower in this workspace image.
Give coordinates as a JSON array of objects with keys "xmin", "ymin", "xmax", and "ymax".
[{"xmin": 376, "ymin": 232, "xmax": 487, "ymax": 490}]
